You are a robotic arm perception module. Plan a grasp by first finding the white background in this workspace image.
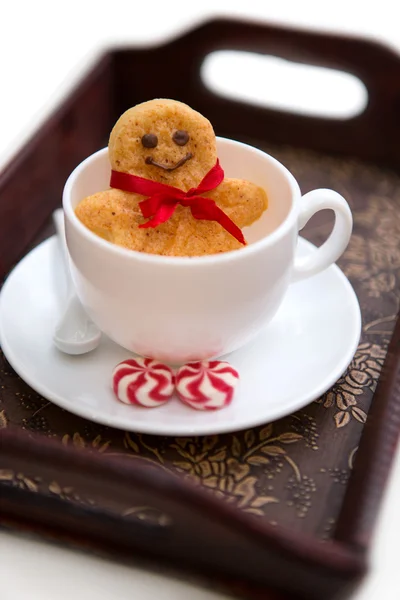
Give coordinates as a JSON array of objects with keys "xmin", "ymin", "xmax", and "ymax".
[{"xmin": 1, "ymin": 1, "xmax": 399, "ymax": 599}]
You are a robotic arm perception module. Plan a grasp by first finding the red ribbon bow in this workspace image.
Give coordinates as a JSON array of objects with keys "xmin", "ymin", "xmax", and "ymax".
[{"xmin": 109, "ymin": 160, "xmax": 246, "ymax": 245}]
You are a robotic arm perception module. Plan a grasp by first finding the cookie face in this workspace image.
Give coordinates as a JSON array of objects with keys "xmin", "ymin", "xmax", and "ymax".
[{"xmin": 109, "ymin": 99, "xmax": 217, "ymax": 191}]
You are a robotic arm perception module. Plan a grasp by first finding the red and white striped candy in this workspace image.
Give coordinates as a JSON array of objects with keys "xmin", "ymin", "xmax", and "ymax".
[
  {"xmin": 176, "ymin": 361, "xmax": 239, "ymax": 410},
  {"xmin": 113, "ymin": 358, "xmax": 174, "ymax": 407}
]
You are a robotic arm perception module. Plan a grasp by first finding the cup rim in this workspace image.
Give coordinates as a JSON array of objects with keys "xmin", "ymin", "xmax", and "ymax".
[{"xmin": 63, "ymin": 137, "xmax": 301, "ymax": 265}]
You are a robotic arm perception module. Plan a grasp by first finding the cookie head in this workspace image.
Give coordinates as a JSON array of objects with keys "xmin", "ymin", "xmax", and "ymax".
[{"xmin": 109, "ymin": 99, "xmax": 217, "ymax": 190}]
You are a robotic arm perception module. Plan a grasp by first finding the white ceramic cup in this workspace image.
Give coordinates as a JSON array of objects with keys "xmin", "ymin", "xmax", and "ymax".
[{"xmin": 63, "ymin": 138, "xmax": 352, "ymax": 364}]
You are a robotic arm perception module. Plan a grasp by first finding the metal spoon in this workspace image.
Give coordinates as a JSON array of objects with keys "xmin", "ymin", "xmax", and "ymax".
[{"xmin": 53, "ymin": 209, "xmax": 101, "ymax": 355}]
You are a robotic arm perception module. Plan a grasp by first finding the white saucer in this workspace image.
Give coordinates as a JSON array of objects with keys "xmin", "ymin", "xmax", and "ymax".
[{"xmin": 0, "ymin": 236, "xmax": 361, "ymax": 436}]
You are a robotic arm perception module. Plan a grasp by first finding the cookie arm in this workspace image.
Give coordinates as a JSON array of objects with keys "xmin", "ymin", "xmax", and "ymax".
[
  {"xmin": 75, "ymin": 189, "xmax": 143, "ymax": 242},
  {"xmin": 206, "ymin": 179, "xmax": 268, "ymax": 228}
]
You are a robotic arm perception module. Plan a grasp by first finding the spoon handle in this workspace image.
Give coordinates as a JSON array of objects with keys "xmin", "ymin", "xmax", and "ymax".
[{"xmin": 53, "ymin": 208, "xmax": 73, "ymax": 296}]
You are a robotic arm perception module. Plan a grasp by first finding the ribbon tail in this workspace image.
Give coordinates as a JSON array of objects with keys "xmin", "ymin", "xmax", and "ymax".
[
  {"xmin": 139, "ymin": 194, "xmax": 162, "ymax": 219},
  {"xmin": 139, "ymin": 192, "xmax": 181, "ymax": 218},
  {"xmin": 212, "ymin": 210, "xmax": 247, "ymax": 245},
  {"xmin": 190, "ymin": 198, "xmax": 246, "ymax": 245},
  {"xmin": 139, "ymin": 201, "xmax": 178, "ymax": 228}
]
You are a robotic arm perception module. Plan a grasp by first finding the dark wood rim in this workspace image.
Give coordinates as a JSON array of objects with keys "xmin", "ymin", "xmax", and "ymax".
[
  {"xmin": 334, "ymin": 310, "xmax": 400, "ymax": 547},
  {"xmin": 0, "ymin": 53, "xmax": 112, "ymax": 280}
]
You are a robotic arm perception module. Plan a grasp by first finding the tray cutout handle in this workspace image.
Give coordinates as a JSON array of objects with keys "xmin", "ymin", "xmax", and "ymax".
[
  {"xmin": 201, "ymin": 50, "xmax": 368, "ymax": 120},
  {"xmin": 175, "ymin": 18, "xmax": 400, "ymax": 167}
]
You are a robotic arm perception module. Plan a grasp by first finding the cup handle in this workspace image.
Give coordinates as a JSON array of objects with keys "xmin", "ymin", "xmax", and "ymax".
[{"xmin": 292, "ymin": 189, "xmax": 353, "ymax": 283}]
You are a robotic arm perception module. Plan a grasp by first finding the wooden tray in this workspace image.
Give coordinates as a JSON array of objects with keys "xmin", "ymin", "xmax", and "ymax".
[{"xmin": 1, "ymin": 18, "xmax": 400, "ymax": 600}]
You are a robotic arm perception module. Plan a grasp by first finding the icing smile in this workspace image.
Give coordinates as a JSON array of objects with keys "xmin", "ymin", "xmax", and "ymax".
[{"xmin": 145, "ymin": 152, "xmax": 193, "ymax": 171}]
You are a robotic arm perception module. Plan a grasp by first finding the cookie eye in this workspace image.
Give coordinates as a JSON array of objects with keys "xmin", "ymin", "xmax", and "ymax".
[
  {"xmin": 172, "ymin": 130, "xmax": 189, "ymax": 146},
  {"xmin": 141, "ymin": 133, "xmax": 158, "ymax": 148}
]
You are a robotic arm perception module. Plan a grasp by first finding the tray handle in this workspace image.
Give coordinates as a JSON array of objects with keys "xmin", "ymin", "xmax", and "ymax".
[
  {"xmin": 0, "ymin": 428, "xmax": 365, "ymax": 600},
  {"xmin": 189, "ymin": 18, "xmax": 400, "ymax": 80},
  {"xmin": 153, "ymin": 18, "xmax": 400, "ymax": 166}
]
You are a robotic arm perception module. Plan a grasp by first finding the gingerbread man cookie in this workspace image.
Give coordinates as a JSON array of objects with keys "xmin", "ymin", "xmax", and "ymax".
[{"xmin": 75, "ymin": 99, "xmax": 267, "ymax": 256}]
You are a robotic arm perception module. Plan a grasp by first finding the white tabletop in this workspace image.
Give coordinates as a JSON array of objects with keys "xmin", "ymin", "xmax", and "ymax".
[{"xmin": 1, "ymin": 1, "xmax": 399, "ymax": 598}]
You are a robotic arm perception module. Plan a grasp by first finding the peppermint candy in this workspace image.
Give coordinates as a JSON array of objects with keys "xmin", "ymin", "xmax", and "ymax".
[
  {"xmin": 113, "ymin": 358, "xmax": 174, "ymax": 407},
  {"xmin": 176, "ymin": 361, "xmax": 239, "ymax": 410}
]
